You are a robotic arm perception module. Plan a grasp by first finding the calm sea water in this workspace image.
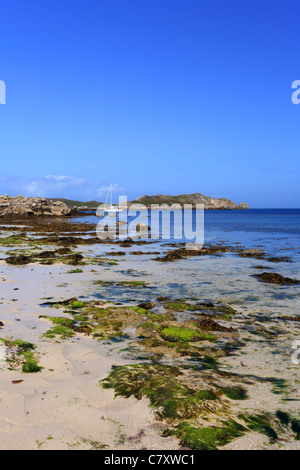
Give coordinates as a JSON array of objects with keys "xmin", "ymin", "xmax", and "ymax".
[
  {"xmin": 77, "ymin": 208, "xmax": 300, "ymax": 232},
  {"xmin": 201, "ymin": 209, "xmax": 300, "ymax": 258},
  {"xmin": 204, "ymin": 209, "xmax": 300, "ymax": 235},
  {"xmin": 76, "ymin": 208, "xmax": 300, "ymax": 250}
]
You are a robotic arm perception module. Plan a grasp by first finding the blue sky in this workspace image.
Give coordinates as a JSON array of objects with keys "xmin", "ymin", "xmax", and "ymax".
[{"xmin": 0, "ymin": 0, "xmax": 299, "ymax": 207}]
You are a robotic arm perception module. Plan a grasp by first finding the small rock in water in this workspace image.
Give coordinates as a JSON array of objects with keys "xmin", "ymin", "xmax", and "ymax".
[{"xmin": 253, "ymin": 272, "xmax": 300, "ymax": 285}]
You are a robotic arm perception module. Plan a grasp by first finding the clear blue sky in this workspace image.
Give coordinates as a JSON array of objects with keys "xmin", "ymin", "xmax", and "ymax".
[{"xmin": 0, "ymin": 0, "xmax": 299, "ymax": 207}]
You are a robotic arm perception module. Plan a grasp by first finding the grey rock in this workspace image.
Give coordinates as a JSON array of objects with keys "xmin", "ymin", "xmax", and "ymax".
[{"xmin": 0, "ymin": 196, "xmax": 71, "ymax": 217}]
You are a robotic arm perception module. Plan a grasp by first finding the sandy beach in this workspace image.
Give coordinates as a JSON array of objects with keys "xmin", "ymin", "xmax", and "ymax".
[
  {"xmin": 0, "ymin": 261, "xmax": 180, "ymax": 450},
  {"xmin": 0, "ymin": 213, "xmax": 300, "ymax": 450}
]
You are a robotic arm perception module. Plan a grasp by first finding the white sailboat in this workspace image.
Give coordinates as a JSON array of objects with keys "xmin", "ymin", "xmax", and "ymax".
[{"xmin": 104, "ymin": 184, "xmax": 118, "ymax": 214}]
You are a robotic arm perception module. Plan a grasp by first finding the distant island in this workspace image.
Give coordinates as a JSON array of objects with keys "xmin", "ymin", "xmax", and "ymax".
[
  {"xmin": 50, "ymin": 193, "xmax": 249, "ymax": 211},
  {"xmin": 129, "ymin": 193, "xmax": 249, "ymax": 210}
]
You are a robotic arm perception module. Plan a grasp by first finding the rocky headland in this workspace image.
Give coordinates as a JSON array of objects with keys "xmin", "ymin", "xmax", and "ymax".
[
  {"xmin": 0, "ymin": 195, "xmax": 71, "ymax": 217},
  {"xmin": 129, "ymin": 193, "xmax": 249, "ymax": 210}
]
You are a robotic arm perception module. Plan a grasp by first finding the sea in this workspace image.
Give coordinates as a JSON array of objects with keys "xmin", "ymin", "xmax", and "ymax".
[{"xmin": 73, "ymin": 208, "xmax": 300, "ymax": 260}]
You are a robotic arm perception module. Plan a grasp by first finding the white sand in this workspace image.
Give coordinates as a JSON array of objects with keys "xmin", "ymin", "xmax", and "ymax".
[{"xmin": 0, "ymin": 262, "xmax": 179, "ymax": 450}]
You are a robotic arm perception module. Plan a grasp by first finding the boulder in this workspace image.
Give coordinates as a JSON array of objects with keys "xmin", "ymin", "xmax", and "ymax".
[
  {"xmin": 0, "ymin": 196, "xmax": 71, "ymax": 217},
  {"xmin": 136, "ymin": 223, "xmax": 151, "ymax": 232}
]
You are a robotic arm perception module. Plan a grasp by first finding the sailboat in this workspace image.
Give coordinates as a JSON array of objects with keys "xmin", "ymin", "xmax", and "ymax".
[{"xmin": 103, "ymin": 184, "xmax": 118, "ymax": 214}]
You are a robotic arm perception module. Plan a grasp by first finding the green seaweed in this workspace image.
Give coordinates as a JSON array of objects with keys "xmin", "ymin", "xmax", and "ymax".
[
  {"xmin": 160, "ymin": 326, "xmax": 215, "ymax": 343},
  {"xmin": 148, "ymin": 313, "xmax": 175, "ymax": 323},
  {"xmin": 163, "ymin": 300, "xmax": 193, "ymax": 311},
  {"xmin": 238, "ymin": 413, "xmax": 278, "ymax": 442},
  {"xmin": 0, "ymin": 235, "xmax": 30, "ymax": 246},
  {"xmin": 117, "ymin": 281, "xmax": 147, "ymax": 287},
  {"xmin": 72, "ymin": 314, "xmax": 89, "ymax": 322},
  {"xmin": 129, "ymin": 306, "xmax": 149, "ymax": 315},
  {"xmin": 275, "ymin": 410, "xmax": 290, "ymax": 427},
  {"xmin": 220, "ymin": 386, "xmax": 248, "ymax": 400},
  {"xmin": 100, "ymin": 363, "xmax": 220, "ymax": 422},
  {"xmin": 0, "ymin": 338, "xmax": 42, "ymax": 373},
  {"xmin": 265, "ymin": 377, "xmax": 289, "ymax": 395},
  {"xmin": 171, "ymin": 420, "xmax": 246, "ymax": 450},
  {"xmin": 4, "ymin": 339, "xmax": 35, "ymax": 350},
  {"xmin": 42, "ymin": 316, "xmax": 76, "ymax": 328},
  {"xmin": 94, "ymin": 280, "xmax": 114, "ymax": 286},
  {"xmin": 21, "ymin": 351, "xmax": 43, "ymax": 373},
  {"xmin": 291, "ymin": 419, "xmax": 300, "ymax": 439},
  {"xmin": 43, "ymin": 325, "xmax": 75, "ymax": 339},
  {"xmin": 72, "ymin": 301, "xmax": 84, "ymax": 309}
]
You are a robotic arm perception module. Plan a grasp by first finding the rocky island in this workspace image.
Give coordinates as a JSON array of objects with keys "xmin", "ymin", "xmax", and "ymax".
[
  {"xmin": 129, "ymin": 193, "xmax": 249, "ymax": 210},
  {"xmin": 48, "ymin": 193, "xmax": 250, "ymax": 211}
]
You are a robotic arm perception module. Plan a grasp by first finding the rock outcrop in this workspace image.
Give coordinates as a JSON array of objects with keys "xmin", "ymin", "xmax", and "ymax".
[
  {"xmin": 0, "ymin": 195, "xmax": 71, "ymax": 217},
  {"xmin": 130, "ymin": 193, "xmax": 250, "ymax": 210}
]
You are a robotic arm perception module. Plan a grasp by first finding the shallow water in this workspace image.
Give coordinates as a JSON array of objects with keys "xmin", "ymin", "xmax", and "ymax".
[{"xmin": 72, "ymin": 209, "xmax": 300, "ymax": 315}]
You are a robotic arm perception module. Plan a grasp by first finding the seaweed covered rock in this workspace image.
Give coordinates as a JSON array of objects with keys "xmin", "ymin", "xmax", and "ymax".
[
  {"xmin": 40, "ymin": 298, "xmax": 150, "ymax": 341},
  {"xmin": 6, "ymin": 254, "xmax": 32, "ymax": 265},
  {"xmin": 253, "ymin": 272, "xmax": 300, "ymax": 285},
  {"xmin": 196, "ymin": 318, "xmax": 237, "ymax": 333}
]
